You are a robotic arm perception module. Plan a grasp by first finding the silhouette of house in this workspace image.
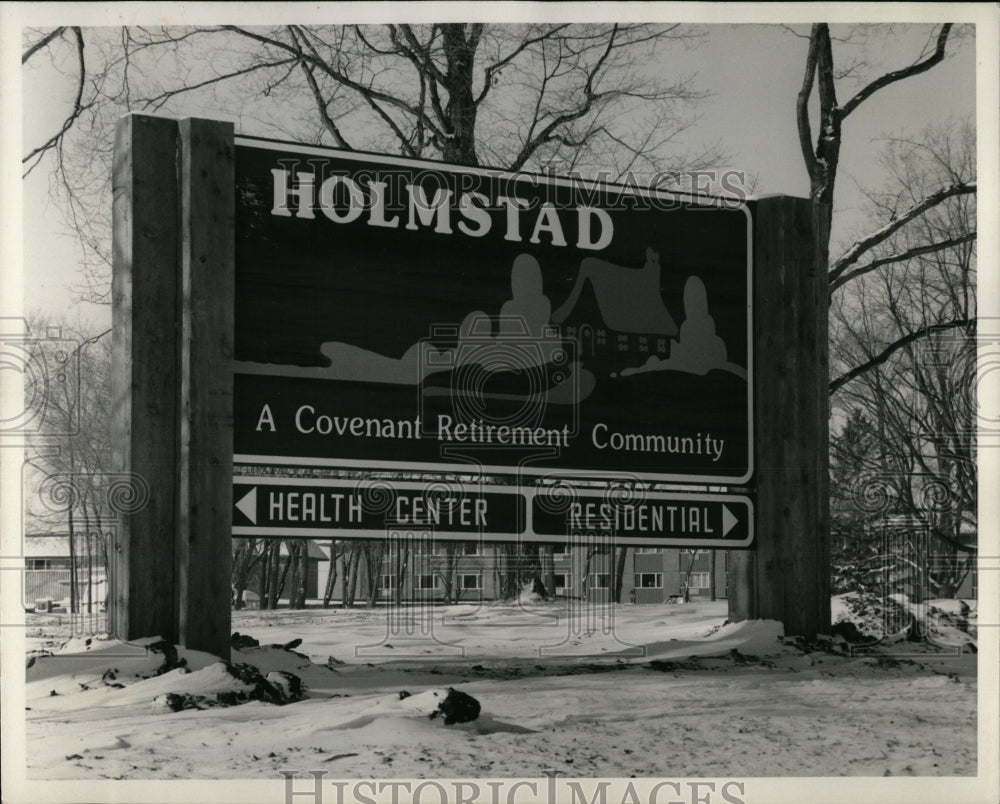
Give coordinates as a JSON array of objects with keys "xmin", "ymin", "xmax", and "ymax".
[{"xmin": 551, "ymin": 249, "xmax": 677, "ymax": 365}]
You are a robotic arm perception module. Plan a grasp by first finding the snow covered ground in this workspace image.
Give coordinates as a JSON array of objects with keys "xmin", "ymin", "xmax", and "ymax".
[{"xmin": 16, "ymin": 597, "xmax": 983, "ymax": 790}]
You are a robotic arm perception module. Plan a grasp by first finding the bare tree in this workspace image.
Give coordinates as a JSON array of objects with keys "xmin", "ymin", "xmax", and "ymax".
[
  {"xmin": 726, "ymin": 24, "xmax": 976, "ymax": 622},
  {"xmin": 794, "ymin": 24, "xmax": 967, "ymax": 235},
  {"xmin": 430, "ymin": 543, "xmax": 461, "ymax": 603},
  {"xmin": 829, "ymin": 120, "xmax": 976, "ymax": 596},
  {"xmin": 25, "ymin": 23, "xmax": 721, "ymax": 304},
  {"xmin": 24, "ymin": 317, "xmax": 113, "ymax": 614},
  {"xmin": 392, "ymin": 539, "xmax": 410, "ymax": 605},
  {"xmin": 792, "ymin": 24, "xmax": 976, "ymax": 378},
  {"xmin": 232, "ymin": 537, "xmax": 268, "ymax": 608},
  {"xmin": 322, "ymin": 539, "xmax": 341, "ymax": 607}
]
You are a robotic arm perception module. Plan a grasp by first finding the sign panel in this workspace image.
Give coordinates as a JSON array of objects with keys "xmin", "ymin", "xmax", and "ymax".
[
  {"xmin": 233, "ymin": 478, "xmax": 753, "ymax": 548},
  {"xmin": 532, "ymin": 490, "xmax": 753, "ymax": 547},
  {"xmin": 232, "ymin": 137, "xmax": 752, "ymax": 484},
  {"xmin": 232, "ymin": 478, "xmax": 527, "ymax": 540}
]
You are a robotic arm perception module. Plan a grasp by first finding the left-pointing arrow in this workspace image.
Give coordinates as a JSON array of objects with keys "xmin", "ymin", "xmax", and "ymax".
[{"xmin": 235, "ymin": 487, "xmax": 257, "ymax": 524}]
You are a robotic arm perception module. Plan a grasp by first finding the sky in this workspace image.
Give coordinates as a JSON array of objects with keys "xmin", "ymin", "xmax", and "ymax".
[{"xmin": 11, "ymin": 15, "xmax": 981, "ymax": 329}]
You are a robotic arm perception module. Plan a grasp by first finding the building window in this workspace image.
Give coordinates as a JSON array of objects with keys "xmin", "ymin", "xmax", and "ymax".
[
  {"xmin": 552, "ymin": 543, "xmax": 569, "ymax": 555},
  {"xmin": 656, "ymin": 338, "xmax": 667, "ymax": 353},
  {"xmin": 635, "ymin": 572, "xmax": 663, "ymax": 589},
  {"xmin": 638, "ymin": 336, "xmax": 649, "ymax": 352},
  {"xmin": 589, "ymin": 573, "xmax": 610, "ymax": 588},
  {"xmin": 635, "ymin": 547, "xmax": 661, "ymax": 554},
  {"xmin": 409, "ymin": 540, "xmax": 438, "ymax": 557},
  {"xmin": 26, "ymin": 558, "xmax": 71, "ymax": 569},
  {"xmin": 417, "ymin": 574, "xmax": 440, "ymax": 590},
  {"xmin": 459, "ymin": 574, "xmax": 482, "ymax": 590},
  {"xmin": 617, "ymin": 334, "xmax": 629, "ymax": 352},
  {"xmin": 687, "ymin": 572, "xmax": 710, "ymax": 590},
  {"xmin": 379, "ymin": 574, "xmax": 396, "ymax": 590},
  {"xmin": 462, "ymin": 542, "xmax": 480, "ymax": 555},
  {"xmin": 554, "ymin": 574, "xmax": 568, "ymax": 592},
  {"xmin": 596, "ymin": 329, "xmax": 606, "ymax": 345}
]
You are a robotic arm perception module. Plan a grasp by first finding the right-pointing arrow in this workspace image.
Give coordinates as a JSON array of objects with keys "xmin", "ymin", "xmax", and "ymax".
[
  {"xmin": 235, "ymin": 487, "xmax": 257, "ymax": 525},
  {"xmin": 721, "ymin": 504, "xmax": 737, "ymax": 537}
]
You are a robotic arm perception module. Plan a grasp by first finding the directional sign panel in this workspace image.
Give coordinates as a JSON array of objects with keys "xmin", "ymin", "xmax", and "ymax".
[
  {"xmin": 232, "ymin": 137, "xmax": 752, "ymax": 485},
  {"xmin": 233, "ymin": 477, "xmax": 752, "ymax": 548},
  {"xmin": 232, "ymin": 478, "xmax": 527, "ymax": 540},
  {"xmin": 532, "ymin": 489, "xmax": 753, "ymax": 547}
]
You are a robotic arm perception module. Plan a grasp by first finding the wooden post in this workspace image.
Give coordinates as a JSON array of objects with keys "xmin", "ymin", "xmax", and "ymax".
[
  {"xmin": 176, "ymin": 118, "xmax": 235, "ymax": 659},
  {"xmin": 110, "ymin": 115, "xmax": 181, "ymax": 644},
  {"xmin": 728, "ymin": 196, "xmax": 831, "ymax": 638},
  {"xmin": 112, "ymin": 114, "xmax": 235, "ymax": 658}
]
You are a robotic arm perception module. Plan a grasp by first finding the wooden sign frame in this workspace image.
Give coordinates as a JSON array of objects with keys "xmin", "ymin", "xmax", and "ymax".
[{"xmin": 110, "ymin": 114, "xmax": 829, "ymax": 658}]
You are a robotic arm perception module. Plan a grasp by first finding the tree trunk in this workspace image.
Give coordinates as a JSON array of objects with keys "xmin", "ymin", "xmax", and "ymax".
[
  {"xmin": 323, "ymin": 540, "xmax": 338, "ymax": 608},
  {"xmin": 339, "ymin": 547, "xmax": 349, "ymax": 608},
  {"xmin": 276, "ymin": 543, "xmax": 295, "ymax": 605},
  {"xmin": 363, "ymin": 543, "xmax": 383, "ymax": 608},
  {"xmin": 612, "ymin": 546, "xmax": 629, "ymax": 603},
  {"xmin": 394, "ymin": 541, "xmax": 410, "ymax": 605},
  {"xmin": 581, "ymin": 549, "xmax": 596, "ymax": 600},
  {"xmin": 710, "ymin": 551, "xmax": 717, "ymax": 602},
  {"xmin": 293, "ymin": 543, "xmax": 308, "ymax": 608},
  {"xmin": 441, "ymin": 543, "xmax": 458, "ymax": 603},
  {"xmin": 682, "ymin": 551, "xmax": 697, "ymax": 603},
  {"xmin": 92, "ymin": 499, "xmax": 110, "ymax": 611},
  {"xmin": 81, "ymin": 503, "xmax": 93, "ymax": 614},
  {"xmin": 259, "ymin": 543, "xmax": 271, "ymax": 608},
  {"xmin": 67, "ymin": 501, "xmax": 77, "ymax": 614},
  {"xmin": 498, "ymin": 543, "xmax": 524, "ymax": 600},
  {"xmin": 540, "ymin": 544, "xmax": 556, "ymax": 598},
  {"xmin": 440, "ymin": 24, "xmax": 479, "ymax": 166},
  {"xmin": 267, "ymin": 540, "xmax": 282, "ymax": 609},
  {"xmin": 344, "ymin": 544, "xmax": 360, "ymax": 608}
]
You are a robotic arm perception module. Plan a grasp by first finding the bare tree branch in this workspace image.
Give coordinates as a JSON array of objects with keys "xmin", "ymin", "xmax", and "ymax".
[
  {"xmin": 23, "ymin": 27, "xmax": 88, "ymax": 176},
  {"xmin": 287, "ymin": 27, "xmax": 351, "ymax": 148},
  {"xmin": 830, "ymin": 181, "xmax": 976, "ymax": 282},
  {"xmin": 139, "ymin": 56, "xmax": 299, "ymax": 111},
  {"xmin": 830, "ymin": 318, "xmax": 973, "ymax": 394},
  {"xmin": 22, "ymin": 26, "xmax": 66, "ymax": 63},
  {"xmin": 839, "ymin": 24, "xmax": 952, "ymax": 119},
  {"xmin": 796, "ymin": 25, "xmax": 822, "ymax": 184},
  {"xmin": 474, "ymin": 24, "xmax": 572, "ymax": 106},
  {"xmin": 509, "ymin": 24, "xmax": 620, "ymax": 171},
  {"xmin": 225, "ymin": 25, "xmax": 446, "ymax": 143},
  {"xmin": 830, "ymin": 232, "xmax": 976, "ymax": 292},
  {"xmin": 394, "ymin": 24, "xmax": 447, "ymax": 86}
]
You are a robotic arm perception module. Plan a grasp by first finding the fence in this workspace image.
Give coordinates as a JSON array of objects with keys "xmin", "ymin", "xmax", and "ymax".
[{"xmin": 23, "ymin": 568, "xmax": 108, "ymax": 612}]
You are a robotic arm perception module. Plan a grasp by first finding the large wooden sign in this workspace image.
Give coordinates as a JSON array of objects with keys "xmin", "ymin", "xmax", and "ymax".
[
  {"xmin": 111, "ymin": 114, "xmax": 830, "ymax": 658},
  {"xmin": 232, "ymin": 138, "xmax": 753, "ymax": 485}
]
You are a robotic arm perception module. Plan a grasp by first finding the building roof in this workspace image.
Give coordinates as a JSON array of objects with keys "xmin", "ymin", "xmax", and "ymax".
[
  {"xmin": 552, "ymin": 255, "xmax": 678, "ymax": 336},
  {"xmin": 22, "ymin": 533, "xmax": 101, "ymax": 558},
  {"xmin": 278, "ymin": 541, "xmax": 330, "ymax": 560}
]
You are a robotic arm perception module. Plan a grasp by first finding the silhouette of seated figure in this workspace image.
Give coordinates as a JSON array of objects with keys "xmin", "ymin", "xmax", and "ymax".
[
  {"xmin": 456, "ymin": 253, "xmax": 554, "ymax": 366},
  {"xmin": 669, "ymin": 276, "xmax": 727, "ymax": 374},
  {"xmin": 499, "ymin": 253, "xmax": 551, "ymax": 337}
]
